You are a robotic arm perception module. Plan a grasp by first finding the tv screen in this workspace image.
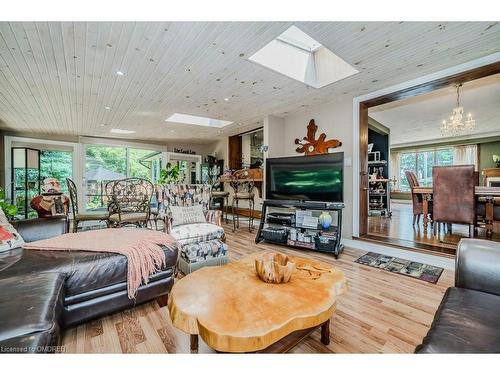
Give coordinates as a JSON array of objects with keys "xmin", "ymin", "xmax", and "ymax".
[{"xmin": 266, "ymin": 153, "xmax": 343, "ymax": 203}]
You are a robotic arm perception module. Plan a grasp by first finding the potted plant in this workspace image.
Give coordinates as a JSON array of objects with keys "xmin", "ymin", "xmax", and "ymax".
[
  {"xmin": 493, "ymin": 154, "xmax": 500, "ymax": 168},
  {"xmin": 158, "ymin": 163, "xmax": 181, "ymax": 185},
  {"xmin": 0, "ymin": 187, "xmax": 18, "ymax": 220}
]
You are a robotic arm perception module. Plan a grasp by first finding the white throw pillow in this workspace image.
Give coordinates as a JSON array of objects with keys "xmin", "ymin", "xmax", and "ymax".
[
  {"xmin": 0, "ymin": 207, "xmax": 25, "ymax": 252},
  {"xmin": 170, "ymin": 205, "xmax": 206, "ymax": 227}
]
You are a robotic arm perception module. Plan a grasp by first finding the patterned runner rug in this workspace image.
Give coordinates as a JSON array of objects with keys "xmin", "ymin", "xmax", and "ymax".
[{"xmin": 354, "ymin": 252, "xmax": 444, "ymax": 284}]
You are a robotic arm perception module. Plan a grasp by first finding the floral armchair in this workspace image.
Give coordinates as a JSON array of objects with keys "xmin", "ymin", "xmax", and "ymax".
[{"xmin": 159, "ymin": 184, "xmax": 228, "ymax": 274}]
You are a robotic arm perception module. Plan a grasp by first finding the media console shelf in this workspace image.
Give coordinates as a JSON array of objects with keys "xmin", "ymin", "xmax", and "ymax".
[{"xmin": 255, "ymin": 199, "xmax": 344, "ymax": 258}]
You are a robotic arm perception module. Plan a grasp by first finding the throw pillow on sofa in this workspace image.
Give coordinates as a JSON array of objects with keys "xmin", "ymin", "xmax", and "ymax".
[
  {"xmin": 170, "ymin": 205, "xmax": 206, "ymax": 227},
  {"xmin": 0, "ymin": 207, "xmax": 25, "ymax": 252}
]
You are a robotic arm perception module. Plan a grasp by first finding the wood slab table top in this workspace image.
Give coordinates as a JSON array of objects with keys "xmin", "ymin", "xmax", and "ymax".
[{"xmin": 168, "ymin": 253, "xmax": 347, "ymax": 353}]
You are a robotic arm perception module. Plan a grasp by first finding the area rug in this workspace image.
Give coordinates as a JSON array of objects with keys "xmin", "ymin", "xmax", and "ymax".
[{"xmin": 354, "ymin": 252, "xmax": 444, "ymax": 284}]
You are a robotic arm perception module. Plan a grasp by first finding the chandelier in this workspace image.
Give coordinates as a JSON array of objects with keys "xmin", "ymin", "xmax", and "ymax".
[{"xmin": 440, "ymin": 83, "xmax": 475, "ymax": 136}]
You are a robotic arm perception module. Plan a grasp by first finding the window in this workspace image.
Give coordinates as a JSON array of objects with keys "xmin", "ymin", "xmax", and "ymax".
[
  {"xmin": 40, "ymin": 150, "xmax": 73, "ymax": 194},
  {"xmin": 398, "ymin": 148, "xmax": 454, "ymax": 192},
  {"xmin": 84, "ymin": 145, "xmax": 161, "ymax": 210}
]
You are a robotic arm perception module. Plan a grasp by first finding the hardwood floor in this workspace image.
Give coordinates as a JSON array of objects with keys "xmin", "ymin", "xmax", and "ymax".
[
  {"xmin": 368, "ymin": 202, "xmax": 500, "ymax": 255},
  {"xmin": 61, "ymin": 223, "xmax": 454, "ymax": 353}
]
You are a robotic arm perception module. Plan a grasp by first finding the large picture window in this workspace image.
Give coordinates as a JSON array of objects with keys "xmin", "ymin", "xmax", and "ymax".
[
  {"xmin": 84, "ymin": 145, "xmax": 162, "ymax": 210},
  {"xmin": 398, "ymin": 148, "xmax": 454, "ymax": 192}
]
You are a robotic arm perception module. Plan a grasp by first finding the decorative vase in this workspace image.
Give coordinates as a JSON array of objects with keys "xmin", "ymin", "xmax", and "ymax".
[
  {"xmin": 255, "ymin": 252, "xmax": 295, "ymax": 284},
  {"xmin": 318, "ymin": 211, "xmax": 333, "ymax": 230},
  {"xmin": 496, "ymin": 161, "xmax": 500, "ymax": 168}
]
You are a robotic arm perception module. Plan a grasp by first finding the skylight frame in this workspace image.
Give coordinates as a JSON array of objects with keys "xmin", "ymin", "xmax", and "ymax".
[
  {"xmin": 275, "ymin": 25, "xmax": 323, "ymax": 53},
  {"xmin": 110, "ymin": 128, "xmax": 136, "ymax": 134},
  {"xmin": 248, "ymin": 25, "xmax": 359, "ymax": 89},
  {"xmin": 165, "ymin": 113, "xmax": 233, "ymax": 128}
]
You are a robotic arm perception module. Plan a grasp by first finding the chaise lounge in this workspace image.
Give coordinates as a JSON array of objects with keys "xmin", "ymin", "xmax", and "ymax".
[{"xmin": 0, "ymin": 217, "xmax": 179, "ymax": 352}]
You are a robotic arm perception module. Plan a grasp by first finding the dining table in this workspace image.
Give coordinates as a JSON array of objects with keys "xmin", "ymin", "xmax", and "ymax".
[{"xmin": 412, "ymin": 186, "xmax": 500, "ymax": 237}]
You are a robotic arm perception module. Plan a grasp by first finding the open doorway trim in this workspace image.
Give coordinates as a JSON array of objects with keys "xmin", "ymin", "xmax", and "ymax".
[{"xmin": 352, "ymin": 52, "xmax": 500, "ymax": 239}]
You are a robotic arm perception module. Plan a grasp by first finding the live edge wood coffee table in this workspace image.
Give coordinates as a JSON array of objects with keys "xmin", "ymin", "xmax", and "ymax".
[{"xmin": 168, "ymin": 253, "xmax": 347, "ymax": 353}]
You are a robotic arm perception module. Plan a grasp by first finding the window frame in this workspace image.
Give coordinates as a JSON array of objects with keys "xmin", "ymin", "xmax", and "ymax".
[{"xmin": 397, "ymin": 147, "xmax": 454, "ymax": 192}]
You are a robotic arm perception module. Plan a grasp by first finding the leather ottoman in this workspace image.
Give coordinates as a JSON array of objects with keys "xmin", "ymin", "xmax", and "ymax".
[{"xmin": 0, "ymin": 273, "xmax": 65, "ymax": 353}]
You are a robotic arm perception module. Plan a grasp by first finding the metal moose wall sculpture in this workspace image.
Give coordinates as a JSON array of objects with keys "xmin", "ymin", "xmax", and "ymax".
[{"xmin": 294, "ymin": 119, "xmax": 342, "ymax": 155}]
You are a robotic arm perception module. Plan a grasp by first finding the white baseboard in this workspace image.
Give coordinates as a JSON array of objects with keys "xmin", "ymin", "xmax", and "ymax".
[{"xmin": 343, "ymin": 238, "xmax": 455, "ymax": 270}]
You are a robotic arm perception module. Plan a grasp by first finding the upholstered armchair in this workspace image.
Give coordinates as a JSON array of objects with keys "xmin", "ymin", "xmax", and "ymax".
[
  {"xmin": 160, "ymin": 184, "xmax": 228, "ymax": 274},
  {"xmin": 405, "ymin": 171, "xmax": 433, "ymax": 226},
  {"xmin": 432, "ymin": 165, "xmax": 476, "ymax": 237}
]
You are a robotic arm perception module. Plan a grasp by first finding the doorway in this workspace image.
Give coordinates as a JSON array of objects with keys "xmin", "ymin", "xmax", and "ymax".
[{"xmin": 358, "ymin": 61, "xmax": 500, "ymax": 254}]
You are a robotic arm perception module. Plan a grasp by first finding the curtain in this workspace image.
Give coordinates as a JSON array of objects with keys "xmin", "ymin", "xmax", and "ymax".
[
  {"xmin": 390, "ymin": 151, "xmax": 400, "ymax": 190},
  {"xmin": 453, "ymin": 144, "xmax": 478, "ymax": 171}
]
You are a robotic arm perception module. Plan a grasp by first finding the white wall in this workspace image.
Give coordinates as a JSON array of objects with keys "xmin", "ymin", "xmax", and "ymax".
[
  {"xmin": 263, "ymin": 115, "xmax": 285, "ymax": 158},
  {"xmin": 207, "ymin": 137, "xmax": 229, "ymax": 169},
  {"xmin": 165, "ymin": 142, "xmax": 211, "ymax": 159},
  {"xmin": 268, "ymin": 96, "xmax": 354, "ymax": 238},
  {"xmin": 241, "ymin": 135, "xmax": 251, "ymax": 166}
]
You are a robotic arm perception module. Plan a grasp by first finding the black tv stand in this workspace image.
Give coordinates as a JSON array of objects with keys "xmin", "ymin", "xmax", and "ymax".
[{"xmin": 255, "ymin": 199, "xmax": 344, "ymax": 258}]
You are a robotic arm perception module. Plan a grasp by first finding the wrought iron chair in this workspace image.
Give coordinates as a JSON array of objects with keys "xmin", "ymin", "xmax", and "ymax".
[
  {"xmin": 107, "ymin": 178, "xmax": 154, "ymax": 228},
  {"xmin": 66, "ymin": 178, "xmax": 110, "ymax": 232},
  {"xmin": 230, "ymin": 179, "xmax": 255, "ymax": 232},
  {"xmin": 210, "ymin": 177, "xmax": 229, "ymax": 224}
]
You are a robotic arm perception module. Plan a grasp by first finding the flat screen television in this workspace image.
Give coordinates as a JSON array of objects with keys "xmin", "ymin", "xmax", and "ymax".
[{"xmin": 266, "ymin": 153, "xmax": 343, "ymax": 203}]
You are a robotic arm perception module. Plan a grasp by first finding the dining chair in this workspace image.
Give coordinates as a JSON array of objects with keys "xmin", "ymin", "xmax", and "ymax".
[
  {"xmin": 405, "ymin": 171, "xmax": 432, "ymax": 226},
  {"xmin": 432, "ymin": 165, "xmax": 476, "ymax": 238},
  {"xmin": 107, "ymin": 178, "xmax": 154, "ymax": 228},
  {"xmin": 66, "ymin": 178, "xmax": 110, "ymax": 232},
  {"xmin": 230, "ymin": 179, "xmax": 255, "ymax": 233},
  {"xmin": 210, "ymin": 177, "xmax": 229, "ymax": 224}
]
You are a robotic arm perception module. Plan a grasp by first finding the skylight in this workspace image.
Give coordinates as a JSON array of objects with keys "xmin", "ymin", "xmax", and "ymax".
[
  {"xmin": 249, "ymin": 25, "xmax": 359, "ymax": 89},
  {"xmin": 165, "ymin": 113, "xmax": 233, "ymax": 128},
  {"xmin": 110, "ymin": 128, "xmax": 136, "ymax": 134}
]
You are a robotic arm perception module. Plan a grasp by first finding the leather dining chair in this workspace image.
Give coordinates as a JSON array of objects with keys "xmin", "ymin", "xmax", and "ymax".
[
  {"xmin": 432, "ymin": 165, "xmax": 476, "ymax": 238},
  {"xmin": 405, "ymin": 171, "xmax": 432, "ymax": 226}
]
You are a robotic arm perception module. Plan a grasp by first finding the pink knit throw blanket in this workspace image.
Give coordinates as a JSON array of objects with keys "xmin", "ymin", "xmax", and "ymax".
[{"xmin": 23, "ymin": 228, "xmax": 177, "ymax": 299}]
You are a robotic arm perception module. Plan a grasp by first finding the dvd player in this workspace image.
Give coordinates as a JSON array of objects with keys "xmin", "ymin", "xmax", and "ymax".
[{"xmin": 267, "ymin": 212, "xmax": 295, "ymax": 226}]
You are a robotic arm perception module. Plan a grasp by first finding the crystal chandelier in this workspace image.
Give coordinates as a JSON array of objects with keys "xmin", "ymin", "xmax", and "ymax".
[{"xmin": 440, "ymin": 83, "xmax": 475, "ymax": 136}]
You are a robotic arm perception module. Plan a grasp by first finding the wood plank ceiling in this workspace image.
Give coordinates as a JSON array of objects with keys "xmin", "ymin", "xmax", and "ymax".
[{"xmin": 0, "ymin": 22, "xmax": 499, "ymax": 143}]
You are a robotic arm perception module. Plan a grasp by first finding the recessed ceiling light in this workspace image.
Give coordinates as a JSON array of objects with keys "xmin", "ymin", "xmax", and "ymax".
[
  {"xmin": 105, "ymin": 106, "xmax": 111, "ymax": 110},
  {"xmin": 165, "ymin": 113, "xmax": 233, "ymax": 128},
  {"xmin": 224, "ymin": 98, "xmax": 229, "ymax": 101},
  {"xmin": 116, "ymin": 71, "xmax": 125, "ymax": 76},
  {"xmin": 110, "ymin": 128, "xmax": 135, "ymax": 134},
  {"xmin": 99, "ymin": 124, "xmax": 106, "ymax": 127}
]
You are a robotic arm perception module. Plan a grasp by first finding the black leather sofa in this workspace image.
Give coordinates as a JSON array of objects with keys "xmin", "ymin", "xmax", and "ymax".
[
  {"xmin": 416, "ymin": 239, "xmax": 500, "ymax": 353},
  {"xmin": 0, "ymin": 217, "xmax": 178, "ymax": 353}
]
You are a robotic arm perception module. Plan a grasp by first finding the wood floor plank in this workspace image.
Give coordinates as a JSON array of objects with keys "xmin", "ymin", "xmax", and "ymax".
[{"xmin": 61, "ymin": 222, "xmax": 453, "ymax": 353}]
